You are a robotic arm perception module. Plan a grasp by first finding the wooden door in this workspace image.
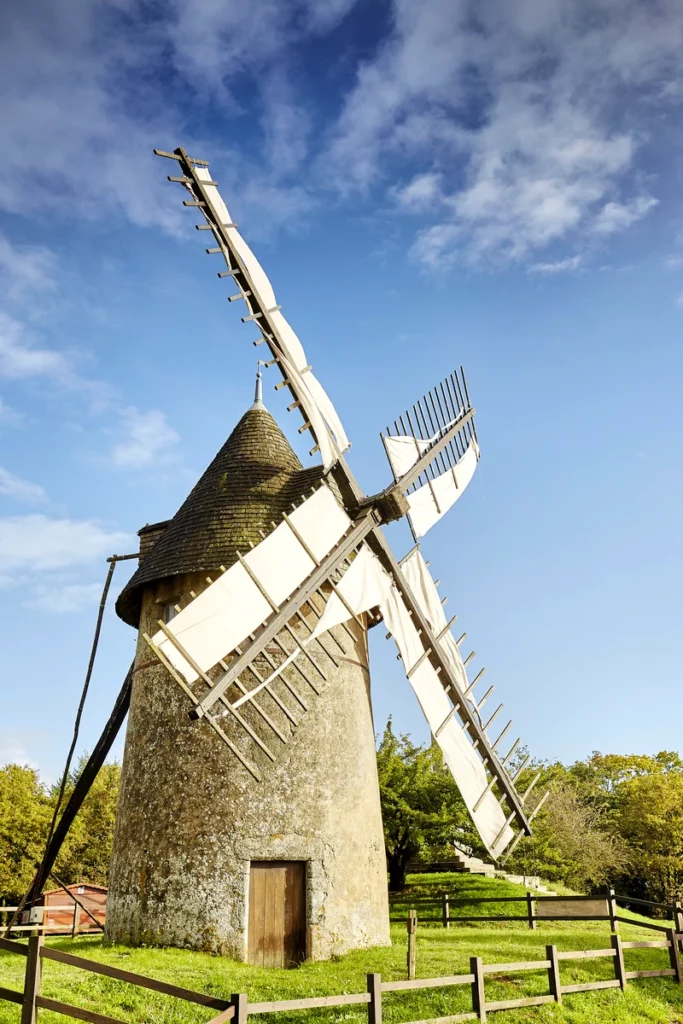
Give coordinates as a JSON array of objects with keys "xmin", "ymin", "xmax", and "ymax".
[{"xmin": 248, "ymin": 861, "xmax": 306, "ymax": 967}]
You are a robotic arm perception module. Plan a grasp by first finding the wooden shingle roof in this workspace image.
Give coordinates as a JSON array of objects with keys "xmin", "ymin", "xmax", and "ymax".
[{"xmin": 116, "ymin": 406, "xmax": 326, "ymax": 627}]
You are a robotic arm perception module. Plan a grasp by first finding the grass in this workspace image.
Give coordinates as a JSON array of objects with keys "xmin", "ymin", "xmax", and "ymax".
[{"xmin": 2, "ymin": 872, "xmax": 683, "ymax": 1024}]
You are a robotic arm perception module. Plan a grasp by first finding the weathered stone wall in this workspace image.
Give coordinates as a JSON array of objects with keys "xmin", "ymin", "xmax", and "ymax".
[{"xmin": 106, "ymin": 572, "xmax": 390, "ymax": 959}]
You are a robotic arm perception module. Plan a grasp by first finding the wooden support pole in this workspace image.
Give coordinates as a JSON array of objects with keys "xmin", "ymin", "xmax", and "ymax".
[
  {"xmin": 526, "ymin": 892, "xmax": 536, "ymax": 930},
  {"xmin": 367, "ymin": 973, "xmax": 382, "ymax": 1024},
  {"xmin": 611, "ymin": 933, "xmax": 626, "ymax": 991},
  {"xmin": 668, "ymin": 928, "xmax": 682, "ymax": 984},
  {"xmin": 231, "ymin": 993, "xmax": 248, "ymax": 1024},
  {"xmin": 21, "ymin": 935, "xmax": 43, "ymax": 1024},
  {"xmin": 546, "ymin": 944, "xmax": 562, "ymax": 1003},
  {"xmin": 407, "ymin": 911, "xmax": 417, "ymax": 980},
  {"xmin": 470, "ymin": 956, "xmax": 486, "ymax": 1021},
  {"xmin": 442, "ymin": 893, "xmax": 450, "ymax": 929},
  {"xmin": 71, "ymin": 903, "xmax": 80, "ymax": 939}
]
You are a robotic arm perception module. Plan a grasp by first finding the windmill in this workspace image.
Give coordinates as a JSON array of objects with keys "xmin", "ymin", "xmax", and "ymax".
[{"xmin": 9, "ymin": 144, "xmax": 546, "ymax": 966}]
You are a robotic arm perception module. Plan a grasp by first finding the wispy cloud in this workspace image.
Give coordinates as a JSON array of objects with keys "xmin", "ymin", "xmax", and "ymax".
[
  {"xmin": 0, "ymin": 515, "xmax": 132, "ymax": 573},
  {"xmin": 0, "ymin": 233, "xmax": 57, "ymax": 298},
  {"xmin": 530, "ymin": 255, "xmax": 582, "ymax": 274},
  {"xmin": 0, "ymin": 467, "xmax": 46, "ymax": 505},
  {"xmin": 324, "ymin": 0, "xmax": 683, "ymax": 267},
  {"xmin": 109, "ymin": 406, "xmax": 181, "ymax": 468},
  {"xmin": 0, "ymin": 312, "xmax": 74, "ymax": 383},
  {"xmin": 27, "ymin": 581, "xmax": 104, "ymax": 614},
  {"xmin": 593, "ymin": 196, "xmax": 658, "ymax": 236},
  {"xmin": 0, "ymin": 732, "xmax": 40, "ymax": 769},
  {"xmin": 392, "ymin": 173, "xmax": 444, "ymax": 212}
]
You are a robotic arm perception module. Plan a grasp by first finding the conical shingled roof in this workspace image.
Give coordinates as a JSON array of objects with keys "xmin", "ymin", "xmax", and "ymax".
[{"xmin": 116, "ymin": 406, "xmax": 326, "ymax": 627}]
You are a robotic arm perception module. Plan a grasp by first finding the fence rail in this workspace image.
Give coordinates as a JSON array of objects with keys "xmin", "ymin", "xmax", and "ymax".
[
  {"xmin": 1, "ymin": 904, "xmax": 104, "ymax": 937},
  {"xmin": 390, "ymin": 889, "xmax": 683, "ymax": 933},
  {"xmin": 1, "ymin": 926, "xmax": 682, "ymax": 1024}
]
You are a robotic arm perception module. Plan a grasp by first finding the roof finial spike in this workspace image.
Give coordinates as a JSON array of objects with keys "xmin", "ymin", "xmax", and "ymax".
[{"xmin": 251, "ymin": 360, "xmax": 266, "ymax": 411}]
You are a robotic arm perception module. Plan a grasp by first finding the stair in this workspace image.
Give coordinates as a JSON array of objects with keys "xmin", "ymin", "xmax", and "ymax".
[{"xmin": 451, "ymin": 849, "xmax": 496, "ymax": 877}]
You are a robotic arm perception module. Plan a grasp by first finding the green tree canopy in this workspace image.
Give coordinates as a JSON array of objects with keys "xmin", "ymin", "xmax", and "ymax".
[
  {"xmin": 0, "ymin": 757, "xmax": 121, "ymax": 903},
  {"xmin": 377, "ymin": 720, "xmax": 474, "ymax": 891},
  {"xmin": 0, "ymin": 765, "xmax": 52, "ymax": 902}
]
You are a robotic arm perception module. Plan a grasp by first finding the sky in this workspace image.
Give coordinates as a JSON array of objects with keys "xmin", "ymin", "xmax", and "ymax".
[{"xmin": 1, "ymin": 0, "xmax": 682, "ymax": 782}]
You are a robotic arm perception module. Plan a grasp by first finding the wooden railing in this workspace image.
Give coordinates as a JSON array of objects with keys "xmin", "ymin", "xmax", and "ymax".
[
  {"xmin": 1, "ymin": 928, "xmax": 682, "ymax": 1024},
  {"xmin": 1, "ymin": 904, "xmax": 104, "ymax": 936},
  {"xmin": 391, "ymin": 890, "xmax": 683, "ymax": 933}
]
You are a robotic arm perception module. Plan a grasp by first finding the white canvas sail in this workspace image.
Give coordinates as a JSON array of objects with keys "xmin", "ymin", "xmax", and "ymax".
[
  {"xmin": 193, "ymin": 167, "xmax": 349, "ymax": 466},
  {"xmin": 407, "ymin": 439, "xmax": 480, "ymax": 537},
  {"xmin": 151, "ymin": 485, "xmax": 351, "ymax": 682}
]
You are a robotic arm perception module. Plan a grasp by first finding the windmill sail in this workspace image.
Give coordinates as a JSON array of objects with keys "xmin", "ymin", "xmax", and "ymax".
[
  {"xmin": 301, "ymin": 543, "xmax": 522, "ymax": 857},
  {"xmin": 150, "ymin": 484, "xmax": 350, "ymax": 683},
  {"xmin": 142, "ymin": 483, "xmax": 380, "ymax": 781},
  {"xmin": 156, "ymin": 150, "xmax": 349, "ymax": 469},
  {"xmin": 382, "ymin": 369, "xmax": 480, "ymax": 538}
]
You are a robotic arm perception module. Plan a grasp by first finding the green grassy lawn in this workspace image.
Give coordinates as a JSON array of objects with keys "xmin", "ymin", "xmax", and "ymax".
[{"xmin": 1, "ymin": 873, "xmax": 682, "ymax": 1024}]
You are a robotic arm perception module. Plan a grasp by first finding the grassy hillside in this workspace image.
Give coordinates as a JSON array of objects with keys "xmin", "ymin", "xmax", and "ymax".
[{"xmin": 1, "ymin": 872, "xmax": 682, "ymax": 1024}]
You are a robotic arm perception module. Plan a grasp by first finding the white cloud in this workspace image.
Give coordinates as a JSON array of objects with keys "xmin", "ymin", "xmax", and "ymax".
[
  {"xmin": 0, "ymin": 397, "xmax": 23, "ymax": 425},
  {"xmin": 28, "ymin": 582, "xmax": 104, "ymax": 614},
  {"xmin": 0, "ymin": 467, "xmax": 46, "ymax": 505},
  {"xmin": 0, "ymin": 0, "xmax": 359, "ymax": 235},
  {"xmin": 110, "ymin": 407, "xmax": 180, "ymax": 468},
  {"xmin": 0, "ymin": 516, "xmax": 132, "ymax": 573},
  {"xmin": 530, "ymin": 255, "xmax": 582, "ymax": 274},
  {"xmin": 0, "ymin": 733, "xmax": 39, "ymax": 769},
  {"xmin": 0, "ymin": 312, "xmax": 73, "ymax": 382},
  {"xmin": 323, "ymin": 0, "xmax": 683, "ymax": 266},
  {"xmin": 392, "ymin": 173, "xmax": 443, "ymax": 212},
  {"xmin": 593, "ymin": 196, "xmax": 658, "ymax": 235},
  {"xmin": 675, "ymin": 291, "xmax": 683, "ymax": 307},
  {"xmin": 0, "ymin": 233, "xmax": 57, "ymax": 298}
]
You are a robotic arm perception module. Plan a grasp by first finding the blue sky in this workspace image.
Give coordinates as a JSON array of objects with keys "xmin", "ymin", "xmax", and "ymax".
[{"xmin": 1, "ymin": 0, "xmax": 682, "ymax": 781}]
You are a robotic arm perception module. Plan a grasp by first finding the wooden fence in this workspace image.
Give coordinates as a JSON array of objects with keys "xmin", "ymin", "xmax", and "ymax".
[
  {"xmin": 1, "ymin": 928, "xmax": 682, "ymax": 1024},
  {"xmin": 0, "ymin": 905, "xmax": 104, "ymax": 937},
  {"xmin": 391, "ymin": 890, "xmax": 683, "ymax": 933}
]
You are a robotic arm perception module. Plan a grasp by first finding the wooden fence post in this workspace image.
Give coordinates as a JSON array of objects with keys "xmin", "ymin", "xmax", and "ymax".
[
  {"xmin": 546, "ymin": 944, "xmax": 562, "ymax": 1003},
  {"xmin": 230, "ymin": 993, "xmax": 248, "ymax": 1024},
  {"xmin": 71, "ymin": 903, "xmax": 81, "ymax": 939},
  {"xmin": 667, "ymin": 929, "xmax": 682, "ymax": 985},
  {"xmin": 407, "ymin": 911, "xmax": 417, "ymax": 980},
  {"xmin": 21, "ymin": 934, "xmax": 43, "ymax": 1024},
  {"xmin": 367, "ymin": 973, "xmax": 382, "ymax": 1024},
  {"xmin": 526, "ymin": 892, "xmax": 536, "ymax": 931},
  {"xmin": 470, "ymin": 956, "xmax": 486, "ymax": 1022},
  {"xmin": 442, "ymin": 893, "xmax": 450, "ymax": 929},
  {"xmin": 608, "ymin": 888, "xmax": 619, "ymax": 933},
  {"xmin": 611, "ymin": 933, "xmax": 626, "ymax": 991},
  {"xmin": 674, "ymin": 902, "xmax": 683, "ymax": 952}
]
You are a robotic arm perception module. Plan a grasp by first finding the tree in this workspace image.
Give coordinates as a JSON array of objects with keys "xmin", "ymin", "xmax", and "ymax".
[
  {"xmin": 377, "ymin": 721, "xmax": 473, "ymax": 891},
  {"xmin": 512, "ymin": 780, "xmax": 628, "ymax": 891},
  {"xmin": 0, "ymin": 764, "xmax": 52, "ymax": 902},
  {"xmin": 54, "ymin": 758, "xmax": 121, "ymax": 887},
  {"xmin": 613, "ymin": 772, "xmax": 683, "ymax": 906}
]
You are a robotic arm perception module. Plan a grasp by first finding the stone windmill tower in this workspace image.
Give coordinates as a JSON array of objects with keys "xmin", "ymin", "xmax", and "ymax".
[
  {"xmin": 107, "ymin": 374, "xmax": 390, "ymax": 962},
  {"xmin": 99, "ymin": 146, "xmax": 544, "ymax": 968}
]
